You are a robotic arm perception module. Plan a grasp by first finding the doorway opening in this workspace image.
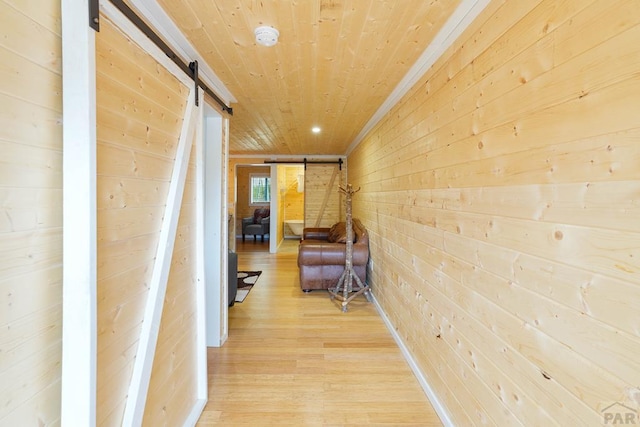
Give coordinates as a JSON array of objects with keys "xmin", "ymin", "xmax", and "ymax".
[
  {"xmin": 235, "ymin": 164, "xmax": 271, "ymax": 253},
  {"xmin": 279, "ymin": 164, "xmax": 305, "ymax": 241}
]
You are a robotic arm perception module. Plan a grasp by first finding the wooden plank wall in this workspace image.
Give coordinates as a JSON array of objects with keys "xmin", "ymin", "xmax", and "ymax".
[
  {"xmin": 96, "ymin": 17, "xmax": 196, "ymax": 426},
  {"xmin": 0, "ymin": 0, "xmax": 63, "ymax": 425},
  {"xmin": 304, "ymin": 164, "xmax": 344, "ymax": 227},
  {"xmin": 347, "ymin": 0, "xmax": 640, "ymax": 425},
  {"xmin": 142, "ymin": 143, "xmax": 198, "ymax": 426}
]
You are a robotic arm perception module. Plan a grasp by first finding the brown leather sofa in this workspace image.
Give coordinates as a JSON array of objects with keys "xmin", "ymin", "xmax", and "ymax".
[{"xmin": 297, "ymin": 218, "xmax": 369, "ymax": 291}]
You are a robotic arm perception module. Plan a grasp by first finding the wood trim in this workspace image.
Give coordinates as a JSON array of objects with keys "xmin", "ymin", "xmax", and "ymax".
[
  {"xmin": 61, "ymin": 0, "xmax": 97, "ymax": 424},
  {"xmin": 203, "ymin": 113, "xmax": 227, "ymax": 346},
  {"xmin": 269, "ymin": 164, "xmax": 277, "ymax": 254},
  {"xmin": 194, "ymin": 88, "xmax": 208, "ymax": 400},
  {"xmin": 182, "ymin": 399, "xmax": 207, "ymax": 426},
  {"xmin": 122, "ymin": 89, "xmax": 198, "ymax": 426}
]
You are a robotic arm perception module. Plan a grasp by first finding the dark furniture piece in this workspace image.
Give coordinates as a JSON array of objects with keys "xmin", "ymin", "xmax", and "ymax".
[
  {"xmin": 241, "ymin": 208, "xmax": 270, "ymax": 242},
  {"xmin": 297, "ymin": 218, "xmax": 369, "ymax": 292},
  {"xmin": 228, "ymin": 251, "xmax": 237, "ymax": 306}
]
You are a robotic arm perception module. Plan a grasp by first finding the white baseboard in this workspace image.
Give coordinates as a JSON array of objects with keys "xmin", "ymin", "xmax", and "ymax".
[
  {"xmin": 182, "ymin": 398, "xmax": 207, "ymax": 427},
  {"xmin": 370, "ymin": 293, "xmax": 454, "ymax": 427}
]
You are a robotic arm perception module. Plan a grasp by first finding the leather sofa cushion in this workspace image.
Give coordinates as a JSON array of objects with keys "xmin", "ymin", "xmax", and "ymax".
[
  {"xmin": 298, "ymin": 241, "xmax": 369, "ymax": 266},
  {"xmin": 327, "ymin": 222, "xmax": 356, "ymax": 243}
]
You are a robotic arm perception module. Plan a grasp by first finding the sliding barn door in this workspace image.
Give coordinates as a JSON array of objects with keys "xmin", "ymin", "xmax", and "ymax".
[
  {"xmin": 304, "ymin": 164, "xmax": 345, "ymax": 227},
  {"xmin": 95, "ymin": 14, "xmax": 202, "ymax": 426}
]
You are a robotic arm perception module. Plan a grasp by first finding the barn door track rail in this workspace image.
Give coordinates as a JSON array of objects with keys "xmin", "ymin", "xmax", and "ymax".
[{"xmin": 89, "ymin": 0, "xmax": 233, "ymax": 114}]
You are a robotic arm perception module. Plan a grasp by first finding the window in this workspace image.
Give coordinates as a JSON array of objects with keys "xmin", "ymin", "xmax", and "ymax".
[{"xmin": 250, "ymin": 175, "xmax": 271, "ymax": 204}]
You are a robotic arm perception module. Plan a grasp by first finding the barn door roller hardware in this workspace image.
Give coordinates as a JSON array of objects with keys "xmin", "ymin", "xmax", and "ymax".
[
  {"xmin": 89, "ymin": 0, "xmax": 99, "ymax": 31},
  {"xmin": 264, "ymin": 158, "xmax": 343, "ymax": 170},
  {"xmin": 90, "ymin": 0, "xmax": 233, "ymax": 115},
  {"xmin": 189, "ymin": 61, "xmax": 199, "ymax": 106}
]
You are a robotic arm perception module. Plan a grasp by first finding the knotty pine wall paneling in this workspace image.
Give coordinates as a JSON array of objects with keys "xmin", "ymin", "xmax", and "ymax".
[
  {"xmin": 96, "ymin": 16, "xmax": 198, "ymax": 426},
  {"xmin": 0, "ymin": 0, "xmax": 63, "ymax": 425},
  {"xmin": 347, "ymin": 0, "xmax": 640, "ymax": 425},
  {"xmin": 142, "ymin": 143, "xmax": 198, "ymax": 426},
  {"xmin": 304, "ymin": 164, "xmax": 344, "ymax": 228}
]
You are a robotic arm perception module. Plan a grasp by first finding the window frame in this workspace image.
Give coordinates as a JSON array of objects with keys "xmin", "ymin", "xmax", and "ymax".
[{"xmin": 249, "ymin": 173, "xmax": 271, "ymax": 206}]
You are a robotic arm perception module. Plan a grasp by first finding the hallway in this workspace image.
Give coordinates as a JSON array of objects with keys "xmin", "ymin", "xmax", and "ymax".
[{"xmin": 196, "ymin": 248, "xmax": 442, "ymax": 425}]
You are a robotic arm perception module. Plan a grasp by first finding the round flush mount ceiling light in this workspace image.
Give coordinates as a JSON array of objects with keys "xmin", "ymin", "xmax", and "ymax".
[
  {"xmin": 254, "ymin": 26, "xmax": 279, "ymax": 47},
  {"xmin": 311, "ymin": 126, "xmax": 321, "ymax": 134}
]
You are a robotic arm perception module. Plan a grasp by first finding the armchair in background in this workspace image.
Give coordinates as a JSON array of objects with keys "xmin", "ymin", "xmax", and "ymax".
[{"xmin": 241, "ymin": 208, "xmax": 270, "ymax": 242}]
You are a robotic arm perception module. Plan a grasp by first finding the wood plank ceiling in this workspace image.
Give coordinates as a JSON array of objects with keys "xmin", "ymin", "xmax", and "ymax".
[{"xmin": 154, "ymin": 0, "xmax": 463, "ymax": 155}]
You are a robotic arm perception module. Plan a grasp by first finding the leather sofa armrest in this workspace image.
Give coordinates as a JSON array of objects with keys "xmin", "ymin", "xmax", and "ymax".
[{"xmin": 351, "ymin": 245, "xmax": 369, "ymax": 265}]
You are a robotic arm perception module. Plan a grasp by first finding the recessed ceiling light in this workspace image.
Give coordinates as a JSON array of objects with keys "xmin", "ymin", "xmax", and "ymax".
[
  {"xmin": 311, "ymin": 127, "xmax": 321, "ymax": 134},
  {"xmin": 254, "ymin": 26, "xmax": 279, "ymax": 47}
]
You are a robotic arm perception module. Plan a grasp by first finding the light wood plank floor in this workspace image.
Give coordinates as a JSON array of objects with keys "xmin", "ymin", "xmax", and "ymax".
[{"xmin": 196, "ymin": 240, "xmax": 443, "ymax": 426}]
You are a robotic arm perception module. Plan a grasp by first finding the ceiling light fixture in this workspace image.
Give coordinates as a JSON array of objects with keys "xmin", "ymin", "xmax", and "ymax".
[
  {"xmin": 254, "ymin": 26, "xmax": 279, "ymax": 47},
  {"xmin": 312, "ymin": 127, "xmax": 321, "ymax": 134}
]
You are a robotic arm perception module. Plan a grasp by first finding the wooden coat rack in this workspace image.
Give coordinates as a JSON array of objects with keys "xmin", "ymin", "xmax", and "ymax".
[{"xmin": 328, "ymin": 184, "xmax": 371, "ymax": 312}]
